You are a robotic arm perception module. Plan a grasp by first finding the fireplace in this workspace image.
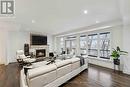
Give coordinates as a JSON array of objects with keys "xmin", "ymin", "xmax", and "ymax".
[{"xmin": 36, "ymin": 49, "xmax": 46, "ymax": 58}]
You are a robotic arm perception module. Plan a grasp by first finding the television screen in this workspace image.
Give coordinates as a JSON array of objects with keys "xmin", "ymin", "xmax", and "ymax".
[{"xmin": 31, "ymin": 34, "xmax": 47, "ymax": 45}]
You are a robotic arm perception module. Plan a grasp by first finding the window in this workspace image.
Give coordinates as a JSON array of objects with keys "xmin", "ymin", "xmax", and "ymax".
[
  {"xmin": 88, "ymin": 34, "xmax": 98, "ymax": 57},
  {"xmin": 60, "ymin": 37, "xmax": 64, "ymax": 48},
  {"xmin": 99, "ymin": 32, "xmax": 110, "ymax": 59},
  {"xmin": 57, "ymin": 31, "xmax": 111, "ymax": 60},
  {"xmin": 80, "ymin": 35, "xmax": 87, "ymax": 55},
  {"xmin": 65, "ymin": 36, "xmax": 76, "ymax": 55},
  {"xmin": 71, "ymin": 40, "xmax": 76, "ymax": 55},
  {"xmin": 60, "ymin": 37, "xmax": 64, "ymax": 53},
  {"xmin": 65, "ymin": 40, "xmax": 71, "ymax": 54}
]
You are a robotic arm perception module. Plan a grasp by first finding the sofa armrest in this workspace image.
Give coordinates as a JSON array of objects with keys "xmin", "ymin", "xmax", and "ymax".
[{"xmin": 20, "ymin": 69, "xmax": 28, "ymax": 87}]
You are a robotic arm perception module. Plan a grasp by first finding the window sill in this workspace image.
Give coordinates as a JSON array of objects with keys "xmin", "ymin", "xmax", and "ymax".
[{"xmin": 87, "ymin": 56, "xmax": 113, "ymax": 63}]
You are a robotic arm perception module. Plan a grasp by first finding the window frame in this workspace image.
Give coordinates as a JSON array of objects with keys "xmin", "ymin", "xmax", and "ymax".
[
  {"xmin": 99, "ymin": 32, "xmax": 111, "ymax": 59},
  {"xmin": 88, "ymin": 34, "xmax": 98, "ymax": 57},
  {"xmin": 80, "ymin": 35, "xmax": 87, "ymax": 55},
  {"xmin": 65, "ymin": 36, "xmax": 77, "ymax": 55}
]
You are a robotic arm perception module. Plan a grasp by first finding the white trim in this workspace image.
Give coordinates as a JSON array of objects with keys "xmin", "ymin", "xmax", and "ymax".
[
  {"xmin": 56, "ymin": 26, "xmax": 112, "ymax": 37},
  {"xmin": 54, "ymin": 19, "xmax": 122, "ymax": 37},
  {"xmin": 88, "ymin": 56, "xmax": 113, "ymax": 63},
  {"xmin": 123, "ymin": 70, "xmax": 130, "ymax": 75},
  {"xmin": 97, "ymin": 33, "xmax": 100, "ymax": 58}
]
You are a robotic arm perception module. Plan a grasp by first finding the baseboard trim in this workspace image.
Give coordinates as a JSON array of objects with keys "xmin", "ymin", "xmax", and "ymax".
[{"xmin": 123, "ymin": 70, "xmax": 130, "ymax": 75}]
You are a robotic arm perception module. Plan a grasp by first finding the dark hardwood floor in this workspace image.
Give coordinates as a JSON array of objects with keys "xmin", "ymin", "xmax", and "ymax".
[
  {"xmin": 0, "ymin": 63, "xmax": 20, "ymax": 87},
  {"xmin": 62, "ymin": 65, "xmax": 130, "ymax": 87},
  {"xmin": 0, "ymin": 63, "xmax": 130, "ymax": 87}
]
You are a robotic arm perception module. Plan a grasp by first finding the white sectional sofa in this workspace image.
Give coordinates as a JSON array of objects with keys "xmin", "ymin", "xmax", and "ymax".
[{"xmin": 20, "ymin": 57, "xmax": 88, "ymax": 87}]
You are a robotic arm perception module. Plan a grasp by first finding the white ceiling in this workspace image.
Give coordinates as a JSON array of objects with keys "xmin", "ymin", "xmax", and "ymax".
[{"xmin": 11, "ymin": 0, "xmax": 121, "ymax": 34}]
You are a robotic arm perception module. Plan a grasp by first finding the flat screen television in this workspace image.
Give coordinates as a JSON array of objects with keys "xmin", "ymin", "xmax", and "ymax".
[{"xmin": 31, "ymin": 34, "xmax": 47, "ymax": 45}]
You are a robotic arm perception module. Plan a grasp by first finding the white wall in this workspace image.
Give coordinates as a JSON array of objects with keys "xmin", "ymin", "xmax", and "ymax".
[
  {"xmin": 119, "ymin": 0, "xmax": 130, "ymax": 74},
  {"xmin": 7, "ymin": 31, "xmax": 30, "ymax": 63},
  {"xmin": 0, "ymin": 22, "xmax": 21, "ymax": 64},
  {"xmin": 123, "ymin": 26, "xmax": 130, "ymax": 74},
  {"xmin": 0, "ymin": 30, "xmax": 8, "ymax": 64},
  {"xmin": 111, "ymin": 26, "xmax": 123, "ymax": 48}
]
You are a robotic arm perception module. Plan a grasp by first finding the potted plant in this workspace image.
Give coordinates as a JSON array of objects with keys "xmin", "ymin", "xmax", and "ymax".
[{"xmin": 111, "ymin": 46, "xmax": 128, "ymax": 65}]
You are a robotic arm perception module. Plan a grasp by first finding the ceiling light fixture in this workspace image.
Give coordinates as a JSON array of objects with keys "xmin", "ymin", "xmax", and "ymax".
[
  {"xmin": 96, "ymin": 21, "xmax": 100, "ymax": 23},
  {"xmin": 32, "ymin": 20, "xmax": 35, "ymax": 23},
  {"xmin": 84, "ymin": 10, "xmax": 88, "ymax": 14}
]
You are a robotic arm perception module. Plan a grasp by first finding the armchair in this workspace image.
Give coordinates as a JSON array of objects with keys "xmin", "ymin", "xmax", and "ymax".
[{"xmin": 16, "ymin": 50, "xmax": 36, "ymax": 65}]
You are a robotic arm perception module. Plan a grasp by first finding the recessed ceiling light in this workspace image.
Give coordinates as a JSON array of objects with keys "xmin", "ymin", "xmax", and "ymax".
[
  {"xmin": 96, "ymin": 21, "xmax": 100, "ymax": 23},
  {"xmin": 32, "ymin": 20, "xmax": 35, "ymax": 23},
  {"xmin": 84, "ymin": 10, "xmax": 88, "ymax": 14}
]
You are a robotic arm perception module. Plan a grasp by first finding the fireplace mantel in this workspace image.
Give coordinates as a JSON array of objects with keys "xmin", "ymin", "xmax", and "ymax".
[{"xmin": 30, "ymin": 45, "xmax": 49, "ymax": 57}]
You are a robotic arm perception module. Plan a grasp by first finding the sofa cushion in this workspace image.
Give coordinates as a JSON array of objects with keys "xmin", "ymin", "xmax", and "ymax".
[
  {"xmin": 70, "ymin": 58, "xmax": 80, "ymax": 63},
  {"xmin": 28, "ymin": 64, "xmax": 57, "ymax": 79},
  {"xmin": 69, "ymin": 58, "xmax": 80, "ymax": 70},
  {"xmin": 32, "ymin": 61, "xmax": 48, "ymax": 68},
  {"xmin": 55, "ymin": 60, "xmax": 72, "ymax": 78},
  {"xmin": 55, "ymin": 59, "xmax": 72, "ymax": 68}
]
